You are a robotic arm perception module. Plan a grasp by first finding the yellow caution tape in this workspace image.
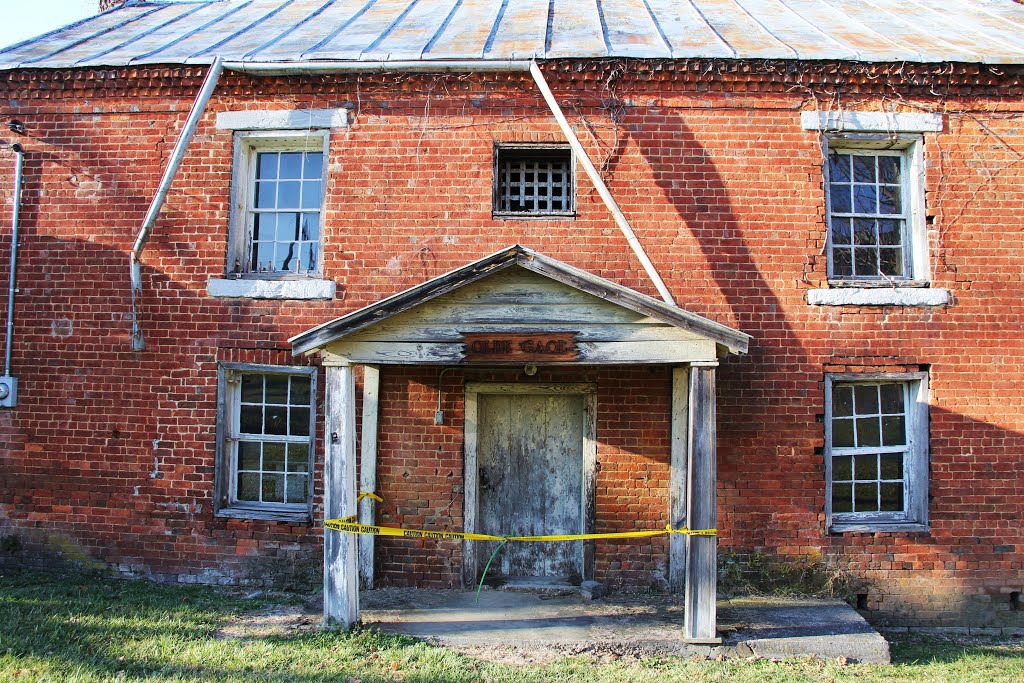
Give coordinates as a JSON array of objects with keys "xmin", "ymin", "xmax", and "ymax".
[
  {"xmin": 324, "ymin": 519, "xmax": 716, "ymax": 541},
  {"xmin": 337, "ymin": 491, "xmax": 386, "ymax": 523}
]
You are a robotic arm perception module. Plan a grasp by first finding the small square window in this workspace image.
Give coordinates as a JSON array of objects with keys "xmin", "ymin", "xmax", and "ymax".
[
  {"xmin": 229, "ymin": 132, "xmax": 328, "ymax": 277},
  {"xmin": 493, "ymin": 145, "xmax": 575, "ymax": 218},
  {"xmin": 215, "ymin": 364, "xmax": 316, "ymax": 522},
  {"xmin": 824, "ymin": 138, "xmax": 927, "ymax": 283},
  {"xmin": 825, "ymin": 374, "xmax": 929, "ymax": 532}
]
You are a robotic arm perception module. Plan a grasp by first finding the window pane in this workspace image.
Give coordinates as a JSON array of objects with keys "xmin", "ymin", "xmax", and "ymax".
[
  {"xmin": 257, "ymin": 152, "xmax": 278, "ymax": 180},
  {"xmin": 879, "ymin": 248, "xmax": 903, "ymax": 277},
  {"xmin": 300, "ymin": 243, "xmax": 317, "ymax": 274},
  {"xmin": 238, "ymin": 472, "xmax": 260, "ymax": 501},
  {"xmin": 829, "ymin": 154, "xmax": 851, "ymax": 183},
  {"xmin": 878, "ymin": 156, "xmax": 900, "ymax": 184},
  {"xmin": 880, "ymin": 384, "xmax": 904, "ymax": 413},
  {"xmin": 241, "ymin": 375, "xmax": 263, "ymax": 403},
  {"xmin": 853, "ymin": 156, "xmax": 875, "ymax": 183},
  {"xmin": 303, "ymin": 152, "xmax": 324, "ymax": 178},
  {"xmin": 251, "ymin": 241, "xmax": 275, "ymax": 273},
  {"xmin": 833, "ymin": 249, "xmax": 852, "ymax": 277},
  {"xmin": 877, "ymin": 219, "xmax": 902, "ymax": 246},
  {"xmin": 879, "ymin": 186, "xmax": 902, "ymax": 214},
  {"xmin": 300, "ymin": 213, "xmax": 320, "ymax": 241},
  {"xmin": 265, "ymin": 406, "xmax": 288, "ymax": 435},
  {"xmin": 880, "ymin": 482, "xmax": 904, "ymax": 512},
  {"xmin": 854, "ymin": 453, "xmax": 878, "ymax": 480},
  {"xmin": 854, "ymin": 482, "xmax": 878, "ymax": 512},
  {"xmin": 288, "ymin": 443, "xmax": 309, "ymax": 472},
  {"xmin": 832, "ymin": 418, "xmax": 855, "ymax": 448},
  {"xmin": 286, "ymin": 474, "xmax": 307, "ymax": 504},
  {"xmin": 832, "ymin": 454, "xmax": 852, "ymax": 481},
  {"xmin": 262, "ymin": 473, "xmax": 285, "ymax": 503},
  {"xmin": 832, "ymin": 385, "xmax": 854, "ymax": 417},
  {"xmin": 856, "ymin": 417, "xmax": 881, "ymax": 447},
  {"xmin": 290, "ymin": 407, "xmax": 310, "ymax": 436},
  {"xmin": 853, "ymin": 219, "xmax": 875, "ymax": 245},
  {"xmin": 276, "ymin": 242, "xmax": 298, "ymax": 273},
  {"xmin": 291, "ymin": 377, "xmax": 311, "ymax": 405},
  {"xmin": 277, "ymin": 181, "xmax": 301, "ymax": 209},
  {"xmin": 300, "ymin": 180, "xmax": 322, "ymax": 210},
  {"xmin": 830, "ymin": 184, "xmax": 852, "ymax": 213},
  {"xmin": 275, "ymin": 213, "xmax": 299, "ymax": 242},
  {"xmin": 882, "ymin": 415, "xmax": 907, "ymax": 446},
  {"xmin": 252, "ymin": 213, "xmax": 274, "ymax": 242},
  {"xmin": 880, "ymin": 453, "xmax": 903, "ymax": 480},
  {"xmin": 239, "ymin": 405, "xmax": 262, "ymax": 434},
  {"xmin": 854, "ymin": 247, "xmax": 878, "ymax": 276},
  {"xmin": 265, "ymin": 376, "xmax": 289, "ymax": 404},
  {"xmin": 263, "ymin": 442, "xmax": 286, "ymax": 472},
  {"xmin": 238, "ymin": 441, "xmax": 261, "ymax": 471},
  {"xmin": 854, "ymin": 185, "xmax": 877, "ymax": 214},
  {"xmin": 832, "ymin": 483, "xmax": 853, "ymax": 513},
  {"xmin": 830, "ymin": 217, "xmax": 852, "ymax": 245},
  {"xmin": 256, "ymin": 180, "xmax": 276, "ymax": 209},
  {"xmin": 279, "ymin": 152, "xmax": 303, "ymax": 179},
  {"xmin": 854, "ymin": 385, "xmax": 879, "ymax": 414}
]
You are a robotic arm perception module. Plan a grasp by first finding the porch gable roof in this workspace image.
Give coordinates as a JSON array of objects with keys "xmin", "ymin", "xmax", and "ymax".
[{"xmin": 290, "ymin": 245, "xmax": 750, "ymax": 358}]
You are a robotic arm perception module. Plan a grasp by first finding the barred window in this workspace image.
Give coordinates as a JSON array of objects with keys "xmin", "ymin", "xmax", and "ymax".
[
  {"xmin": 216, "ymin": 364, "xmax": 316, "ymax": 522},
  {"xmin": 494, "ymin": 146, "xmax": 574, "ymax": 217},
  {"xmin": 825, "ymin": 374, "xmax": 929, "ymax": 532}
]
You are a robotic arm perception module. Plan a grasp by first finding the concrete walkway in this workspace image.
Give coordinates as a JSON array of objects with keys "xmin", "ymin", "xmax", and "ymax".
[{"xmin": 361, "ymin": 589, "xmax": 890, "ymax": 664}]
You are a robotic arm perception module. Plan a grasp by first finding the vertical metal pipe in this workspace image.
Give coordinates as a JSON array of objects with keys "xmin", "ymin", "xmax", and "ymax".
[{"xmin": 5, "ymin": 144, "xmax": 23, "ymax": 377}]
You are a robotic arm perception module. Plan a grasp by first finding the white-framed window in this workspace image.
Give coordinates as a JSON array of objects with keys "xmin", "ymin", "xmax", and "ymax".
[
  {"xmin": 227, "ymin": 131, "xmax": 329, "ymax": 277},
  {"xmin": 215, "ymin": 363, "xmax": 316, "ymax": 522},
  {"xmin": 493, "ymin": 144, "xmax": 575, "ymax": 218},
  {"xmin": 825, "ymin": 137, "xmax": 926, "ymax": 283},
  {"xmin": 825, "ymin": 373, "xmax": 929, "ymax": 532}
]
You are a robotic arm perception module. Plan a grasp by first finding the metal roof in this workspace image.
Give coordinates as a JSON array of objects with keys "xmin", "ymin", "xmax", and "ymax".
[{"xmin": 3, "ymin": 0, "xmax": 1024, "ymax": 70}]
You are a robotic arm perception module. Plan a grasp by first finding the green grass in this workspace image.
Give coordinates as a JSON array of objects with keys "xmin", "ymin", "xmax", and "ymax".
[{"xmin": 0, "ymin": 570, "xmax": 1021, "ymax": 682}]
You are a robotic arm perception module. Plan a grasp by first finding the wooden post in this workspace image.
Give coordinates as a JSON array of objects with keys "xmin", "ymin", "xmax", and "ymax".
[
  {"xmin": 323, "ymin": 363, "xmax": 359, "ymax": 629},
  {"xmin": 358, "ymin": 365, "xmax": 380, "ymax": 590},
  {"xmin": 684, "ymin": 363, "xmax": 720, "ymax": 643},
  {"xmin": 668, "ymin": 366, "xmax": 690, "ymax": 593}
]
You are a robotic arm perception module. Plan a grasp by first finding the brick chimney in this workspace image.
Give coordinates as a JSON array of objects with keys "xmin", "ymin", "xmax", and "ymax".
[{"xmin": 98, "ymin": 0, "xmax": 128, "ymax": 11}]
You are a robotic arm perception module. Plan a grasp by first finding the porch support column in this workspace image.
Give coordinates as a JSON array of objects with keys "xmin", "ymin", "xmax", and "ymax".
[
  {"xmin": 684, "ymin": 362, "xmax": 721, "ymax": 643},
  {"xmin": 668, "ymin": 366, "xmax": 689, "ymax": 593},
  {"xmin": 323, "ymin": 362, "xmax": 359, "ymax": 629},
  {"xmin": 358, "ymin": 365, "xmax": 380, "ymax": 590}
]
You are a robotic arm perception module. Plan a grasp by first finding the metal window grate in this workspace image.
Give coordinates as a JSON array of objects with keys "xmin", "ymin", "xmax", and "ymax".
[{"xmin": 495, "ymin": 148, "xmax": 573, "ymax": 215}]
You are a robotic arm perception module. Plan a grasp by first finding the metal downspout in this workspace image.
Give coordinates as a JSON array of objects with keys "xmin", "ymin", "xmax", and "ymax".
[
  {"xmin": 130, "ymin": 56, "xmax": 224, "ymax": 350},
  {"xmin": 0, "ymin": 143, "xmax": 24, "ymax": 407},
  {"xmin": 528, "ymin": 61, "xmax": 676, "ymax": 306}
]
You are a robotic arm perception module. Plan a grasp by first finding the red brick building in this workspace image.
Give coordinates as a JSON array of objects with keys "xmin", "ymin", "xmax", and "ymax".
[{"xmin": 0, "ymin": 0, "xmax": 1022, "ymax": 632}]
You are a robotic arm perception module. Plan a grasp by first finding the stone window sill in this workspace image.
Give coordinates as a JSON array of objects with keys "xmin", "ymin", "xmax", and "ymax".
[
  {"xmin": 208, "ymin": 277, "xmax": 336, "ymax": 300},
  {"xmin": 807, "ymin": 287, "xmax": 950, "ymax": 307}
]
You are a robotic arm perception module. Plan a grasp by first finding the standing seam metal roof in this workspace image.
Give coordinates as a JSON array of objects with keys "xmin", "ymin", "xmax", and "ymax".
[{"xmin": 2, "ymin": 0, "xmax": 1024, "ymax": 69}]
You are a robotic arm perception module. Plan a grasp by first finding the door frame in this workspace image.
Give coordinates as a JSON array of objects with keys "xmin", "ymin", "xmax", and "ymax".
[{"xmin": 462, "ymin": 382, "xmax": 597, "ymax": 587}]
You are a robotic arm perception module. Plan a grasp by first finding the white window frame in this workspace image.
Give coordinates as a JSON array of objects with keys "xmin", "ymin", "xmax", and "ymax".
[
  {"xmin": 492, "ymin": 143, "xmax": 576, "ymax": 219},
  {"xmin": 226, "ymin": 130, "xmax": 330, "ymax": 280},
  {"xmin": 214, "ymin": 363, "xmax": 317, "ymax": 523},
  {"xmin": 823, "ymin": 135, "xmax": 928, "ymax": 285},
  {"xmin": 825, "ymin": 373, "xmax": 929, "ymax": 533}
]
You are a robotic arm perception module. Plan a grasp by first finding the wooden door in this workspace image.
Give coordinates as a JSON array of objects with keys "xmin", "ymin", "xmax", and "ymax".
[{"xmin": 476, "ymin": 392, "xmax": 585, "ymax": 581}]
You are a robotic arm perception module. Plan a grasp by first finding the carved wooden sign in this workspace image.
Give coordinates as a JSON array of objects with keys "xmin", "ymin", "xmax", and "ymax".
[{"xmin": 462, "ymin": 332, "xmax": 579, "ymax": 363}]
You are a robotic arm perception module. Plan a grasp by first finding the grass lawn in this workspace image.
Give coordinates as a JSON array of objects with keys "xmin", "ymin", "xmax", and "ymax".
[{"xmin": 0, "ymin": 570, "xmax": 1021, "ymax": 682}]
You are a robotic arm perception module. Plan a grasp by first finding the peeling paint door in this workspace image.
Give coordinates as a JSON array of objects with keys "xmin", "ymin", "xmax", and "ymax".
[{"xmin": 477, "ymin": 392, "xmax": 584, "ymax": 581}]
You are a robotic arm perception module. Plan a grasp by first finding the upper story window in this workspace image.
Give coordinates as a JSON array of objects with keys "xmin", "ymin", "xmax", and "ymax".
[
  {"xmin": 493, "ymin": 145, "xmax": 575, "ymax": 218},
  {"xmin": 825, "ymin": 373, "xmax": 929, "ymax": 532},
  {"xmin": 228, "ymin": 131, "xmax": 329, "ymax": 277},
  {"xmin": 215, "ymin": 363, "xmax": 317, "ymax": 522},
  {"xmin": 825, "ymin": 138, "xmax": 924, "ymax": 283}
]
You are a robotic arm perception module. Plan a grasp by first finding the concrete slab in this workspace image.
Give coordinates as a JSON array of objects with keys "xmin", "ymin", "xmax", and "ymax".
[{"xmin": 360, "ymin": 589, "xmax": 890, "ymax": 664}]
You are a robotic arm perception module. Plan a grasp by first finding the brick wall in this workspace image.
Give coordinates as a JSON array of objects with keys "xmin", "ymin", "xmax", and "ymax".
[{"xmin": 0, "ymin": 61, "xmax": 1021, "ymax": 625}]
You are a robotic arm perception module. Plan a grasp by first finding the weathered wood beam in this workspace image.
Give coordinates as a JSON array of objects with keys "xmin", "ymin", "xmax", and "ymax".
[
  {"xmin": 668, "ymin": 366, "xmax": 690, "ymax": 594},
  {"xmin": 684, "ymin": 364, "xmax": 720, "ymax": 643},
  {"xmin": 358, "ymin": 365, "xmax": 380, "ymax": 590},
  {"xmin": 323, "ymin": 363, "xmax": 359, "ymax": 629}
]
